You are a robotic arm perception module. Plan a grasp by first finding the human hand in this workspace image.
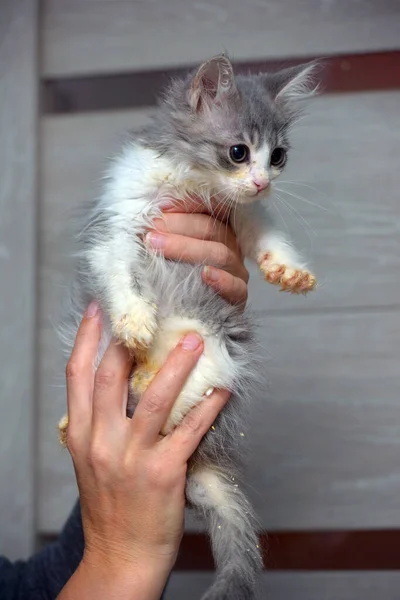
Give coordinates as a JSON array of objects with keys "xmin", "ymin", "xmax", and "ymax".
[
  {"xmin": 145, "ymin": 198, "xmax": 249, "ymax": 307},
  {"xmin": 61, "ymin": 303, "xmax": 230, "ymax": 599}
]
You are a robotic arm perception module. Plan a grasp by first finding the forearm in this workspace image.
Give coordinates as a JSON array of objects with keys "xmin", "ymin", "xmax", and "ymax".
[{"xmin": 58, "ymin": 555, "xmax": 172, "ymax": 600}]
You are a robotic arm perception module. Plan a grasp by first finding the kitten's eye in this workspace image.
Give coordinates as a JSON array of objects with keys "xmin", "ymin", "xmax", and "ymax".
[
  {"xmin": 229, "ymin": 144, "xmax": 249, "ymax": 163},
  {"xmin": 270, "ymin": 147, "xmax": 287, "ymax": 168}
]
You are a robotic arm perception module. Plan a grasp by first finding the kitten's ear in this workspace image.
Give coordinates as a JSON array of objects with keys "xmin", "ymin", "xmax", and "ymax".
[
  {"xmin": 188, "ymin": 54, "xmax": 237, "ymax": 112},
  {"xmin": 264, "ymin": 61, "xmax": 320, "ymax": 105}
]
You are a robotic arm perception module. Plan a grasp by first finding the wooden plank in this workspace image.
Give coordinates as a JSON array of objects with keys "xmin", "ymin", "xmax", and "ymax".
[
  {"xmin": 37, "ymin": 92, "xmax": 400, "ymax": 531},
  {"xmin": 175, "ymin": 530, "xmax": 400, "ymax": 571},
  {"xmin": 41, "ymin": 0, "xmax": 400, "ymax": 77},
  {"xmin": 164, "ymin": 572, "xmax": 400, "ymax": 600},
  {"xmin": 0, "ymin": 0, "xmax": 38, "ymax": 559}
]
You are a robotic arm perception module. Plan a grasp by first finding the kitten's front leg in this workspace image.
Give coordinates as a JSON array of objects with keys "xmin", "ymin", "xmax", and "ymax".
[
  {"xmin": 86, "ymin": 226, "xmax": 158, "ymax": 352},
  {"xmin": 232, "ymin": 203, "xmax": 316, "ymax": 294},
  {"xmin": 258, "ymin": 232, "xmax": 316, "ymax": 294}
]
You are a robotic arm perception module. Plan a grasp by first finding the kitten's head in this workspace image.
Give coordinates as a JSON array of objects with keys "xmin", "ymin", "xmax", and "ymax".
[{"xmin": 151, "ymin": 54, "xmax": 319, "ymax": 204}]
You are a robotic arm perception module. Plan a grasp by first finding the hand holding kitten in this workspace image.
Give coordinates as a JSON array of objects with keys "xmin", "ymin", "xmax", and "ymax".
[
  {"xmin": 60, "ymin": 305, "xmax": 230, "ymax": 600},
  {"xmin": 146, "ymin": 198, "xmax": 249, "ymax": 307}
]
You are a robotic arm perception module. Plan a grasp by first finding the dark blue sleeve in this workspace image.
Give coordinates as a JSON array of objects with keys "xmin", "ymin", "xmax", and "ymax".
[
  {"xmin": 0, "ymin": 501, "xmax": 84, "ymax": 600},
  {"xmin": 0, "ymin": 501, "xmax": 167, "ymax": 599}
]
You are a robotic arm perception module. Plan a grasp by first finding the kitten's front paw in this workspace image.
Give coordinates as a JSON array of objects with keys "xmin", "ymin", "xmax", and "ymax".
[
  {"xmin": 112, "ymin": 300, "xmax": 158, "ymax": 352},
  {"xmin": 260, "ymin": 254, "xmax": 316, "ymax": 294}
]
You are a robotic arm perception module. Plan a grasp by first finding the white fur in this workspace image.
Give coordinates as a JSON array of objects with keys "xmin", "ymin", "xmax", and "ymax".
[
  {"xmin": 84, "ymin": 140, "xmax": 304, "ymax": 426},
  {"xmin": 143, "ymin": 316, "xmax": 237, "ymax": 434}
]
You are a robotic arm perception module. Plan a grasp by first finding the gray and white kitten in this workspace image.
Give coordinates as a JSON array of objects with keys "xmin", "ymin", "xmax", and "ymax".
[{"xmin": 59, "ymin": 55, "xmax": 318, "ymax": 600}]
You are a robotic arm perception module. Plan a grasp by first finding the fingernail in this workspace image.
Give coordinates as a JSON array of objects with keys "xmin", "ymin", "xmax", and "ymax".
[
  {"xmin": 203, "ymin": 266, "xmax": 219, "ymax": 282},
  {"xmin": 181, "ymin": 333, "xmax": 202, "ymax": 351},
  {"xmin": 145, "ymin": 232, "xmax": 166, "ymax": 249},
  {"xmin": 86, "ymin": 300, "xmax": 99, "ymax": 318}
]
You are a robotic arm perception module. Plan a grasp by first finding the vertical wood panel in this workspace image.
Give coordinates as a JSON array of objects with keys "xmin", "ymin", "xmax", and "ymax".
[{"xmin": 0, "ymin": 0, "xmax": 38, "ymax": 558}]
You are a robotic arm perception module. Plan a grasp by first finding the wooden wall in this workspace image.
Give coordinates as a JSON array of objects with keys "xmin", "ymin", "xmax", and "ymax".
[
  {"xmin": 1, "ymin": 0, "xmax": 400, "ymax": 595},
  {"xmin": 0, "ymin": 0, "xmax": 38, "ymax": 560}
]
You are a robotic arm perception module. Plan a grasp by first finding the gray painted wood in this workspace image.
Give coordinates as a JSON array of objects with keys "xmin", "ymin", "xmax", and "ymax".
[
  {"xmin": 0, "ymin": 0, "xmax": 38, "ymax": 558},
  {"xmin": 165, "ymin": 572, "xmax": 400, "ymax": 600},
  {"xmin": 37, "ymin": 92, "xmax": 400, "ymax": 531},
  {"xmin": 41, "ymin": 0, "xmax": 400, "ymax": 77}
]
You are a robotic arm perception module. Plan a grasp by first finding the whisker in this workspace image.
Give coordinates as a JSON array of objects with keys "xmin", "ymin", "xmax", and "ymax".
[
  {"xmin": 275, "ymin": 186, "xmax": 336, "ymax": 215},
  {"xmin": 275, "ymin": 193, "xmax": 315, "ymax": 249}
]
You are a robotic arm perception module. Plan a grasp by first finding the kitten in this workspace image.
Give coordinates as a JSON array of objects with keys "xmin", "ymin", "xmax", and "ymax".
[{"xmin": 58, "ymin": 54, "xmax": 319, "ymax": 600}]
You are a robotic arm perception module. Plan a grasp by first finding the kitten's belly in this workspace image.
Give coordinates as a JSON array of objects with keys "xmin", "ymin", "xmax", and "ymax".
[{"xmin": 133, "ymin": 316, "xmax": 236, "ymax": 434}]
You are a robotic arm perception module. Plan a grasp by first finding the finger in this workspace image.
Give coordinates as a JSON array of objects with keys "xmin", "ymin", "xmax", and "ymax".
[
  {"xmin": 152, "ymin": 213, "xmax": 238, "ymax": 252},
  {"xmin": 131, "ymin": 333, "xmax": 204, "ymax": 446},
  {"xmin": 202, "ymin": 267, "xmax": 248, "ymax": 306},
  {"xmin": 167, "ymin": 389, "xmax": 231, "ymax": 460},
  {"xmin": 92, "ymin": 339, "xmax": 133, "ymax": 428},
  {"xmin": 145, "ymin": 232, "xmax": 248, "ymax": 281},
  {"xmin": 162, "ymin": 196, "xmax": 230, "ymax": 221},
  {"xmin": 66, "ymin": 301, "xmax": 102, "ymax": 431}
]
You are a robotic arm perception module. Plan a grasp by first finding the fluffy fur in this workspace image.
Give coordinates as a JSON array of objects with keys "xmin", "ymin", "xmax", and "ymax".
[{"xmin": 58, "ymin": 54, "xmax": 319, "ymax": 599}]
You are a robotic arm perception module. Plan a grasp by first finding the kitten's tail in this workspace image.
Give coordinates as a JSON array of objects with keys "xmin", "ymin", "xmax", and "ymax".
[{"xmin": 186, "ymin": 464, "xmax": 263, "ymax": 600}]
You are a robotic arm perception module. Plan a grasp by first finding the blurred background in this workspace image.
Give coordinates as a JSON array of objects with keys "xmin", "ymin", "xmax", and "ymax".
[{"xmin": 1, "ymin": 1, "xmax": 400, "ymax": 598}]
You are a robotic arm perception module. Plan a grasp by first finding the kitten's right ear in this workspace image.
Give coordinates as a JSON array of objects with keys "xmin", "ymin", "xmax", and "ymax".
[{"xmin": 188, "ymin": 54, "xmax": 237, "ymax": 112}]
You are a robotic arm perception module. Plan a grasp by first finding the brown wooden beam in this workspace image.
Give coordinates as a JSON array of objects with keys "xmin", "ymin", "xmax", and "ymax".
[
  {"xmin": 176, "ymin": 530, "xmax": 400, "ymax": 571},
  {"xmin": 42, "ymin": 50, "xmax": 400, "ymax": 115}
]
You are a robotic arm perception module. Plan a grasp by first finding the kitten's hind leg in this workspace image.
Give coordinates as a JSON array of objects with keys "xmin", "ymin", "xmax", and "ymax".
[
  {"xmin": 58, "ymin": 414, "xmax": 69, "ymax": 448},
  {"xmin": 186, "ymin": 462, "xmax": 263, "ymax": 600}
]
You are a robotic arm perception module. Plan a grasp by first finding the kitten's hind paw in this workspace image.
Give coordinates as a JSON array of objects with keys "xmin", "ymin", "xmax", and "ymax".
[
  {"xmin": 58, "ymin": 414, "xmax": 69, "ymax": 448},
  {"xmin": 112, "ymin": 300, "xmax": 158, "ymax": 352},
  {"xmin": 260, "ymin": 255, "xmax": 316, "ymax": 294}
]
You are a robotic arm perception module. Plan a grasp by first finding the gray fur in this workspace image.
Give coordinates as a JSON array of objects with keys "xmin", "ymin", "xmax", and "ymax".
[
  {"xmin": 139, "ymin": 57, "xmax": 318, "ymax": 175},
  {"xmin": 59, "ymin": 54, "xmax": 319, "ymax": 600}
]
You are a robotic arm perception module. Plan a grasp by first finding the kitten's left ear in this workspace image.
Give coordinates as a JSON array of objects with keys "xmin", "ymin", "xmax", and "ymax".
[
  {"xmin": 264, "ymin": 61, "xmax": 320, "ymax": 105},
  {"xmin": 188, "ymin": 54, "xmax": 237, "ymax": 112}
]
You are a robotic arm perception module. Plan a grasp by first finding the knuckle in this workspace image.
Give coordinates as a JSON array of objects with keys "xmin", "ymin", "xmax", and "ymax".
[
  {"xmin": 66, "ymin": 430, "xmax": 79, "ymax": 456},
  {"xmin": 95, "ymin": 369, "xmax": 118, "ymax": 390},
  {"xmin": 88, "ymin": 441, "xmax": 112, "ymax": 471},
  {"xmin": 142, "ymin": 392, "xmax": 164, "ymax": 415},
  {"xmin": 181, "ymin": 410, "xmax": 202, "ymax": 435},
  {"xmin": 204, "ymin": 217, "xmax": 219, "ymax": 241},
  {"xmin": 236, "ymin": 278, "xmax": 248, "ymax": 301},
  {"xmin": 65, "ymin": 360, "xmax": 81, "ymax": 381},
  {"xmin": 214, "ymin": 243, "xmax": 231, "ymax": 267}
]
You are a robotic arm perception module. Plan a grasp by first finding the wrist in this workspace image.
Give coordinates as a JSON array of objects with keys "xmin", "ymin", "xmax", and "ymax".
[{"xmin": 78, "ymin": 547, "xmax": 174, "ymax": 600}]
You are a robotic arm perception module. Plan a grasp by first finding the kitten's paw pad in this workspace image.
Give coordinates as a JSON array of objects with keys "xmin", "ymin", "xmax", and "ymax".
[
  {"xmin": 112, "ymin": 302, "xmax": 158, "ymax": 351},
  {"xmin": 279, "ymin": 268, "xmax": 316, "ymax": 294},
  {"xmin": 260, "ymin": 256, "xmax": 316, "ymax": 294},
  {"xmin": 58, "ymin": 414, "xmax": 69, "ymax": 448},
  {"xmin": 263, "ymin": 263, "xmax": 286, "ymax": 284}
]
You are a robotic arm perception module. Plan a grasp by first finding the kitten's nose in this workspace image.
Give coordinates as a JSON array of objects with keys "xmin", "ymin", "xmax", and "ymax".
[{"xmin": 254, "ymin": 179, "xmax": 269, "ymax": 193}]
